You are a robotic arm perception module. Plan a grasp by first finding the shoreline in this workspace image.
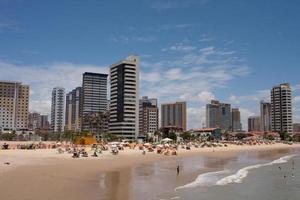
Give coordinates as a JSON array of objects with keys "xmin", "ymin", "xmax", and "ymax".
[
  {"xmin": 0, "ymin": 143, "xmax": 299, "ymax": 200},
  {"xmin": 1, "ymin": 143, "xmax": 300, "ymax": 173}
]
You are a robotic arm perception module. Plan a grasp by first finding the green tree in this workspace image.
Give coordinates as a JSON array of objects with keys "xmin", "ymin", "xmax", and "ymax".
[
  {"xmin": 103, "ymin": 132, "xmax": 118, "ymax": 142},
  {"xmin": 62, "ymin": 130, "xmax": 75, "ymax": 142},
  {"xmin": 266, "ymin": 135, "xmax": 275, "ymax": 140},
  {"xmin": 279, "ymin": 132, "xmax": 290, "ymax": 141},
  {"xmin": 236, "ymin": 132, "xmax": 246, "ymax": 140},
  {"xmin": 0, "ymin": 132, "xmax": 16, "ymax": 141},
  {"xmin": 169, "ymin": 132, "xmax": 177, "ymax": 141},
  {"xmin": 293, "ymin": 134, "xmax": 300, "ymax": 142},
  {"xmin": 180, "ymin": 131, "xmax": 193, "ymax": 141}
]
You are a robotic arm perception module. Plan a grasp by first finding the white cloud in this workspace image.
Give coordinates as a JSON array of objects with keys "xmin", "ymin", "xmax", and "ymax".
[
  {"xmin": 110, "ymin": 35, "xmax": 156, "ymax": 43},
  {"xmin": 149, "ymin": 0, "xmax": 208, "ymax": 11},
  {"xmin": 187, "ymin": 106, "xmax": 206, "ymax": 129},
  {"xmin": 293, "ymin": 96, "xmax": 300, "ymax": 103},
  {"xmin": 0, "ymin": 61, "xmax": 108, "ymax": 115},
  {"xmin": 179, "ymin": 91, "xmax": 214, "ymax": 103},
  {"xmin": 140, "ymin": 71, "xmax": 161, "ymax": 82},
  {"xmin": 239, "ymin": 107, "xmax": 256, "ymax": 130},
  {"xmin": 229, "ymin": 95, "xmax": 240, "ymax": 104},
  {"xmin": 198, "ymin": 91, "xmax": 215, "ymax": 103},
  {"xmin": 162, "ymin": 44, "xmax": 197, "ymax": 52}
]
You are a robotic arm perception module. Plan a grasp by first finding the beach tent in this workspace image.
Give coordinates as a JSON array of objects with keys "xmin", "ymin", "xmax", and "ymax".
[{"xmin": 162, "ymin": 138, "xmax": 173, "ymax": 142}]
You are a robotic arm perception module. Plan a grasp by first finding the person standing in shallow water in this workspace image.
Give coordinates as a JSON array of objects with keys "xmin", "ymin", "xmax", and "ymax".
[{"xmin": 177, "ymin": 165, "xmax": 180, "ymax": 175}]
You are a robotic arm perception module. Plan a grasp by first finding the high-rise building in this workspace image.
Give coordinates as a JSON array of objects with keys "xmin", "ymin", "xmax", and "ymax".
[
  {"xmin": 40, "ymin": 115, "xmax": 50, "ymax": 130},
  {"xmin": 109, "ymin": 55, "xmax": 140, "ymax": 139},
  {"xmin": 28, "ymin": 112, "xmax": 41, "ymax": 130},
  {"xmin": 65, "ymin": 87, "xmax": 82, "ymax": 132},
  {"xmin": 0, "ymin": 81, "xmax": 29, "ymax": 131},
  {"xmin": 51, "ymin": 87, "xmax": 65, "ymax": 132},
  {"xmin": 82, "ymin": 72, "xmax": 108, "ymax": 131},
  {"xmin": 139, "ymin": 96, "xmax": 159, "ymax": 135},
  {"xmin": 271, "ymin": 83, "xmax": 293, "ymax": 134},
  {"xmin": 161, "ymin": 102, "xmax": 187, "ymax": 131},
  {"xmin": 231, "ymin": 108, "xmax": 242, "ymax": 131},
  {"xmin": 206, "ymin": 100, "xmax": 231, "ymax": 131},
  {"xmin": 248, "ymin": 116, "xmax": 260, "ymax": 132},
  {"xmin": 260, "ymin": 101, "xmax": 271, "ymax": 132}
]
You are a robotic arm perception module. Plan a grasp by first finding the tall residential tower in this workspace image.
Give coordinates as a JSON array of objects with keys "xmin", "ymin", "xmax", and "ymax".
[
  {"xmin": 271, "ymin": 83, "xmax": 293, "ymax": 134},
  {"xmin": 51, "ymin": 87, "xmax": 65, "ymax": 132},
  {"xmin": 139, "ymin": 96, "xmax": 159, "ymax": 135},
  {"xmin": 206, "ymin": 100, "xmax": 231, "ymax": 131},
  {"xmin": 260, "ymin": 101, "xmax": 271, "ymax": 132},
  {"xmin": 161, "ymin": 102, "xmax": 187, "ymax": 131},
  {"xmin": 109, "ymin": 55, "xmax": 140, "ymax": 139},
  {"xmin": 65, "ymin": 87, "xmax": 82, "ymax": 132},
  {"xmin": 231, "ymin": 108, "xmax": 242, "ymax": 131},
  {"xmin": 0, "ymin": 81, "xmax": 29, "ymax": 131},
  {"xmin": 81, "ymin": 72, "xmax": 108, "ymax": 131}
]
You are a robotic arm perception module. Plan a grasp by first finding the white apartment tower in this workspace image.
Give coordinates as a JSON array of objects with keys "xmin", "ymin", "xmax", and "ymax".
[
  {"xmin": 271, "ymin": 83, "xmax": 293, "ymax": 134},
  {"xmin": 109, "ymin": 55, "xmax": 140, "ymax": 139},
  {"xmin": 51, "ymin": 87, "xmax": 65, "ymax": 132}
]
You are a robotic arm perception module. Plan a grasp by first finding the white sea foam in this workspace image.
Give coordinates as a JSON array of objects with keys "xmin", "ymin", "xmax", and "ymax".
[
  {"xmin": 216, "ymin": 154, "xmax": 296, "ymax": 186},
  {"xmin": 175, "ymin": 170, "xmax": 229, "ymax": 190},
  {"xmin": 175, "ymin": 154, "xmax": 297, "ymax": 190}
]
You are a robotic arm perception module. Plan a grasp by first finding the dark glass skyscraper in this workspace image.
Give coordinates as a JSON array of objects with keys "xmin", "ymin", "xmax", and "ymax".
[{"xmin": 82, "ymin": 72, "xmax": 108, "ymax": 131}]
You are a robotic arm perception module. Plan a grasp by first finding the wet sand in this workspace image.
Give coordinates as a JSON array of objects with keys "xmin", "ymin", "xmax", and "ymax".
[{"xmin": 0, "ymin": 143, "xmax": 299, "ymax": 200}]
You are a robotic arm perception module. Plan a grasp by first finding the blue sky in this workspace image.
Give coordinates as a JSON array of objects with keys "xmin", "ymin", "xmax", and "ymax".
[{"xmin": 1, "ymin": 0, "xmax": 300, "ymax": 129}]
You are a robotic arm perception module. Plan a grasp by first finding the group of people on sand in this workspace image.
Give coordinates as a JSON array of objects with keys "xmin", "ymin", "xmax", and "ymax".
[{"xmin": 1, "ymin": 143, "xmax": 9, "ymax": 150}]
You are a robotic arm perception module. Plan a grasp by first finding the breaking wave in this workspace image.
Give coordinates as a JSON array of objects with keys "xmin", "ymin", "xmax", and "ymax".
[{"xmin": 175, "ymin": 154, "xmax": 296, "ymax": 190}]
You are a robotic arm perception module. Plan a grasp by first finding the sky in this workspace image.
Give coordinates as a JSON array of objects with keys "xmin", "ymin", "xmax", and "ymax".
[{"xmin": 1, "ymin": 0, "xmax": 300, "ymax": 129}]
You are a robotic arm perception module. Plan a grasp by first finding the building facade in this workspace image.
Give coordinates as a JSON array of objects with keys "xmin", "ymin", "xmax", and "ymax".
[
  {"xmin": 28, "ymin": 112, "xmax": 41, "ymax": 130},
  {"xmin": 206, "ymin": 100, "xmax": 231, "ymax": 131},
  {"xmin": 109, "ymin": 55, "xmax": 140, "ymax": 139},
  {"xmin": 0, "ymin": 81, "xmax": 29, "ymax": 131},
  {"xmin": 65, "ymin": 87, "xmax": 82, "ymax": 132},
  {"xmin": 271, "ymin": 83, "xmax": 293, "ymax": 134},
  {"xmin": 248, "ymin": 116, "xmax": 260, "ymax": 132},
  {"xmin": 231, "ymin": 108, "xmax": 242, "ymax": 131},
  {"xmin": 81, "ymin": 72, "xmax": 108, "ymax": 131},
  {"xmin": 40, "ymin": 115, "xmax": 50, "ymax": 130},
  {"xmin": 260, "ymin": 101, "xmax": 271, "ymax": 132},
  {"xmin": 51, "ymin": 87, "xmax": 65, "ymax": 132},
  {"xmin": 161, "ymin": 101, "xmax": 187, "ymax": 131},
  {"xmin": 139, "ymin": 96, "xmax": 159, "ymax": 135}
]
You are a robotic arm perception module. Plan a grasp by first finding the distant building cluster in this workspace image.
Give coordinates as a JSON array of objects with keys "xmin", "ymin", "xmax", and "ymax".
[
  {"xmin": 205, "ymin": 83, "xmax": 293, "ymax": 135},
  {"xmin": 0, "ymin": 56, "xmax": 297, "ymax": 139},
  {"xmin": 246, "ymin": 83, "xmax": 293, "ymax": 134}
]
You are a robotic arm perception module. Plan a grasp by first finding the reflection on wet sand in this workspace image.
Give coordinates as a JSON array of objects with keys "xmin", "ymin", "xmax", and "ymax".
[{"xmin": 99, "ymin": 169, "xmax": 132, "ymax": 200}]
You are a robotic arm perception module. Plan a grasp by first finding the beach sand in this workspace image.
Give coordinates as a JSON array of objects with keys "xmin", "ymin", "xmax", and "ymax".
[{"xmin": 0, "ymin": 143, "xmax": 299, "ymax": 200}]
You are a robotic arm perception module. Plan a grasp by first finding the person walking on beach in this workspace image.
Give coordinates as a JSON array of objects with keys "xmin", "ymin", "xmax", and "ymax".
[{"xmin": 177, "ymin": 165, "xmax": 180, "ymax": 175}]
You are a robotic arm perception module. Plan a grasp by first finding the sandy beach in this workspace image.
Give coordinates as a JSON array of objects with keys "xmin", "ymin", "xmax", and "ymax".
[{"xmin": 0, "ymin": 143, "xmax": 299, "ymax": 200}]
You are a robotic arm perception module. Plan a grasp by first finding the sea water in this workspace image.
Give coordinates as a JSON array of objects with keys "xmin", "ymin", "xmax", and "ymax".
[{"xmin": 154, "ymin": 151, "xmax": 300, "ymax": 200}]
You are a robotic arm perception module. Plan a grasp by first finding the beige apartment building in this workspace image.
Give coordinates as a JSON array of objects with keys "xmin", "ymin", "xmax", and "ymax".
[
  {"xmin": 0, "ymin": 81, "xmax": 29, "ymax": 131},
  {"xmin": 161, "ymin": 101, "xmax": 187, "ymax": 131}
]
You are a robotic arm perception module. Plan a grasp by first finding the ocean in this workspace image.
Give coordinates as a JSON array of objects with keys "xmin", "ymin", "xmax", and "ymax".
[{"xmin": 152, "ymin": 149, "xmax": 300, "ymax": 200}]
